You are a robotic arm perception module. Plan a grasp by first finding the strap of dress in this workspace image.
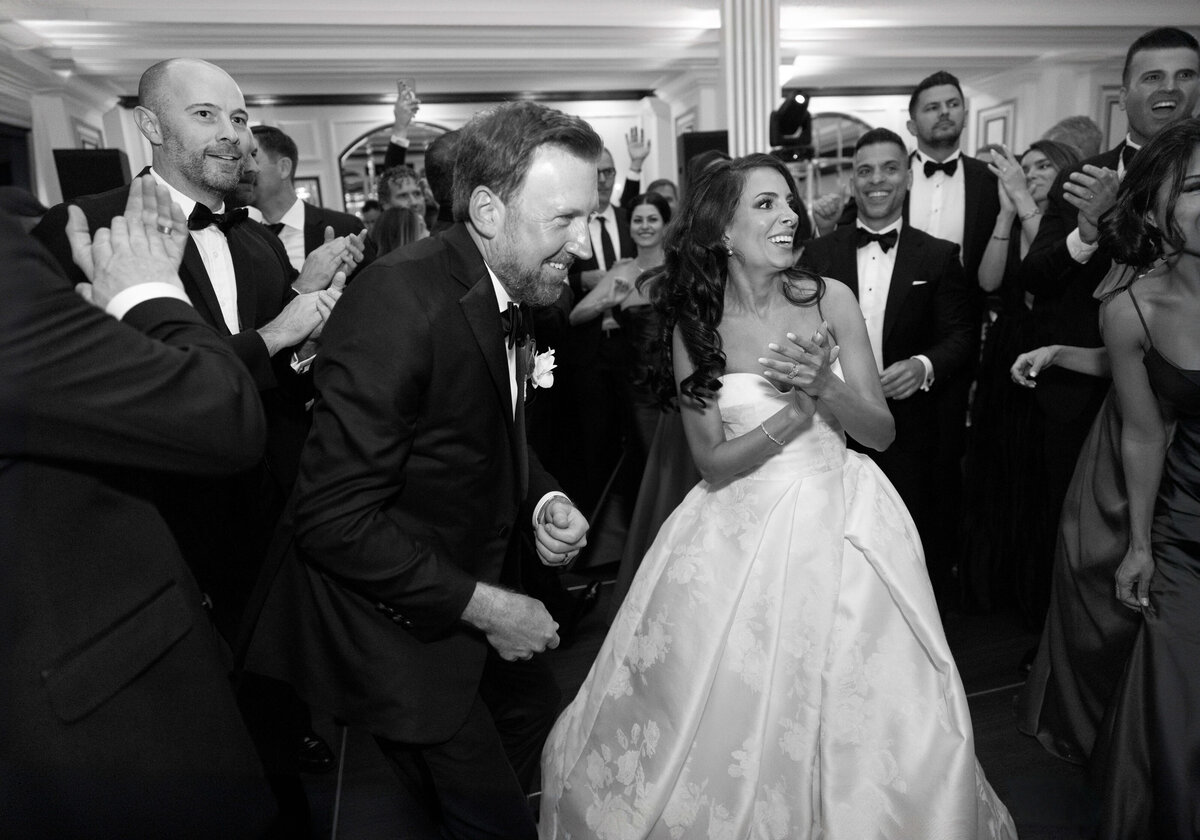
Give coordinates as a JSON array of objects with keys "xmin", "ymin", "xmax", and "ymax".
[{"xmin": 1127, "ymin": 285, "xmax": 1154, "ymax": 348}]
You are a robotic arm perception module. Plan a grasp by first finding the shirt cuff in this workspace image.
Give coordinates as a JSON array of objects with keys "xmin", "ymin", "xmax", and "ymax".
[
  {"xmin": 107, "ymin": 282, "xmax": 193, "ymax": 321},
  {"xmin": 913, "ymin": 354, "xmax": 934, "ymax": 391},
  {"xmin": 389, "ymin": 133, "xmax": 411, "ymax": 148},
  {"xmin": 291, "ymin": 351, "xmax": 315, "ymax": 374},
  {"xmin": 1067, "ymin": 227, "xmax": 1099, "ymax": 264},
  {"xmin": 532, "ymin": 492, "xmax": 570, "ymax": 530}
]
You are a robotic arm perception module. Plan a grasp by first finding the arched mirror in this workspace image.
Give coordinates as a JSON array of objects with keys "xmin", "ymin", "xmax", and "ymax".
[{"xmin": 339, "ymin": 121, "xmax": 450, "ymax": 216}]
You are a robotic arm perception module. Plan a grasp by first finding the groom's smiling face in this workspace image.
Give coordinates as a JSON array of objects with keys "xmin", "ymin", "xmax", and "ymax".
[{"xmin": 491, "ymin": 144, "xmax": 598, "ymax": 306}]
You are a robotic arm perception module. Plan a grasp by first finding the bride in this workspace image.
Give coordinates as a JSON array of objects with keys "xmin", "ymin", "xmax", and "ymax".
[{"xmin": 539, "ymin": 154, "xmax": 1017, "ymax": 839}]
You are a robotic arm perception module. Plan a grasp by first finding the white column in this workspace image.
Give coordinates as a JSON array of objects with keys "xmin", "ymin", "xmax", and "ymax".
[{"xmin": 720, "ymin": 0, "xmax": 780, "ymax": 158}]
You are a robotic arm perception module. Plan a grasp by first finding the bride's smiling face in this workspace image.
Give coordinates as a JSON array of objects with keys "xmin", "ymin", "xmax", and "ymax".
[{"xmin": 723, "ymin": 167, "xmax": 799, "ymax": 273}]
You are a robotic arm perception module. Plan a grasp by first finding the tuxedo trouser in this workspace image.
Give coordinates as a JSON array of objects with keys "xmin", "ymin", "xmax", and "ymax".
[{"xmin": 374, "ymin": 653, "xmax": 560, "ymax": 840}]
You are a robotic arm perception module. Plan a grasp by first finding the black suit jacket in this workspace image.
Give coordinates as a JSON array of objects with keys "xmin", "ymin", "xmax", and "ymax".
[
  {"xmin": 0, "ymin": 212, "xmax": 272, "ymax": 837},
  {"xmin": 302, "ymin": 199, "xmax": 364, "ymax": 256},
  {"xmin": 32, "ymin": 171, "xmax": 315, "ymax": 637},
  {"xmin": 799, "ymin": 224, "xmax": 974, "ymax": 453},
  {"xmin": 247, "ymin": 223, "xmax": 560, "ymax": 743},
  {"xmin": 1017, "ymin": 145, "xmax": 1124, "ymax": 423}
]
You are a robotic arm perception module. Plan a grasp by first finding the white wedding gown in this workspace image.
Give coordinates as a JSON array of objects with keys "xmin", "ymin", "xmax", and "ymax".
[{"xmin": 540, "ymin": 373, "xmax": 1017, "ymax": 839}]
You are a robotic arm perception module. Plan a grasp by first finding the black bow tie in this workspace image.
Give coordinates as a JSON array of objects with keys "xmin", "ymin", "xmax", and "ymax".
[
  {"xmin": 923, "ymin": 158, "xmax": 958, "ymax": 178},
  {"xmin": 500, "ymin": 302, "xmax": 530, "ymax": 349},
  {"xmin": 187, "ymin": 204, "xmax": 248, "ymax": 233},
  {"xmin": 856, "ymin": 228, "xmax": 899, "ymax": 253},
  {"xmin": 1121, "ymin": 144, "xmax": 1139, "ymax": 170}
]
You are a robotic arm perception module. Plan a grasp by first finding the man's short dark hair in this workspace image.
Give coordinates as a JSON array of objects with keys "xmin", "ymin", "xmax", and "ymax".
[
  {"xmin": 855, "ymin": 127, "xmax": 909, "ymax": 162},
  {"xmin": 376, "ymin": 165, "xmax": 419, "ymax": 205},
  {"xmin": 452, "ymin": 102, "xmax": 602, "ymax": 222},
  {"xmin": 1122, "ymin": 27, "xmax": 1200, "ymax": 85},
  {"xmin": 908, "ymin": 70, "xmax": 964, "ymax": 118},
  {"xmin": 361, "ymin": 199, "xmax": 382, "ymax": 214},
  {"xmin": 424, "ymin": 130, "xmax": 461, "ymax": 209},
  {"xmin": 251, "ymin": 125, "xmax": 299, "ymax": 181}
]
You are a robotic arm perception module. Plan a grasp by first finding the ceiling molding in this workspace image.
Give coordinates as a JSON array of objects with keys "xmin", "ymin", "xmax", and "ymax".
[{"xmin": 116, "ymin": 89, "xmax": 658, "ymax": 109}]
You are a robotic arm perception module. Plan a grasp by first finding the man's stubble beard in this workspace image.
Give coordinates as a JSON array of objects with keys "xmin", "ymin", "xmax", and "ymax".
[{"xmin": 164, "ymin": 130, "xmax": 242, "ymax": 196}]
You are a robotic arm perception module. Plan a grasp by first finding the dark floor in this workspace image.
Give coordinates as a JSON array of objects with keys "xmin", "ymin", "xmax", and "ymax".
[{"xmin": 296, "ymin": 497, "xmax": 1099, "ymax": 839}]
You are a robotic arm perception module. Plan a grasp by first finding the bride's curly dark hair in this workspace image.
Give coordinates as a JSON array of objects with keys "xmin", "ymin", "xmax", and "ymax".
[
  {"xmin": 1101, "ymin": 117, "xmax": 1200, "ymax": 268},
  {"xmin": 642, "ymin": 153, "xmax": 825, "ymax": 407}
]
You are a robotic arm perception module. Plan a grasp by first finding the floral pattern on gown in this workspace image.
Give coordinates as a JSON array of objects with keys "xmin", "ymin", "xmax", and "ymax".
[{"xmin": 540, "ymin": 373, "xmax": 1017, "ymax": 840}]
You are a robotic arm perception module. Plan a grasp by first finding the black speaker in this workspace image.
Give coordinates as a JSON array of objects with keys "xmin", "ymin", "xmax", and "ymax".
[
  {"xmin": 677, "ymin": 130, "xmax": 728, "ymax": 189},
  {"xmin": 53, "ymin": 148, "xmax": 131, "ymax": 201}
]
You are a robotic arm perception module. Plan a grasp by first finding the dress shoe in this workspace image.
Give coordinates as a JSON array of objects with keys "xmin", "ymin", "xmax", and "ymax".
[{"xmin": 293, "ymin": 733, "xmax": 336, "ymax": 774}]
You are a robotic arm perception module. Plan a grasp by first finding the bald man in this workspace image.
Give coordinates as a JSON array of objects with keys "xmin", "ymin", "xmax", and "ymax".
[{"xmin": 33, "ymin": 59, "xmax": 346, "ymax": 812}]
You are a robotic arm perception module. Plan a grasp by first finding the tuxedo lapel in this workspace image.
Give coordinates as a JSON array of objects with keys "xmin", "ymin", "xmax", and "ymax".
[
  {"xmin": 226, "ymin": 228, "xmax": 262, "ymax": 332},
  {"xmin": 962, "ymin": 162, "xmax": 982, "ymax": 266},
  {"xmin": 458, "ymin": 264, "xmax": 516, "ymax": 441},
  {"xmin": 179, "ymin": 241, "xmax": 229, "ymax": 334},
  {"xmin": 883, "ymin": 228, "xmax": 920, "ymax": 344}
]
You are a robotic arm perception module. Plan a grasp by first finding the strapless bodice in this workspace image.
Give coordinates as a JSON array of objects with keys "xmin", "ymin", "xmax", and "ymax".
[{"xmin": 717, "ymin": 372, "xmax": 846, "ymax": 480}]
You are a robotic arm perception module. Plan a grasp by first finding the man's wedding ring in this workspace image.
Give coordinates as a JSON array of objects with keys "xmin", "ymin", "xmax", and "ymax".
[
  {"xmin": 156, "ymin": 223, "xmax": 173, "ymax": 235},
  {"xmin": 786, "ymin": 363, "xmax": 801, "ymax": 380}
]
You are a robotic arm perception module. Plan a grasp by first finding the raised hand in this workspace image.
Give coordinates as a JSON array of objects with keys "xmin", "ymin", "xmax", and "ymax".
[
  {"xmin": 1064, "ymin": 164, "xmax": 1119, "ymax": 244},
  {"xmin": 626, "ymin": 127, "xmax": 651, "ymax": 169},
  {"xmin": 811, "ymin": 182, "xmax": 850, "ymax": 236}
]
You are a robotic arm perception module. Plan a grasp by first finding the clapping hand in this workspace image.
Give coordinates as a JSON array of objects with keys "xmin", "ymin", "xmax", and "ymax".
[
  {"xmin": 811, "ymin": 183, "xmax": 850, "ymax": 236},
  {"xmin": 66, "ymin": 174, "xmax": 188, "ymax": 309},
  {"xmin": 1064, "ymin": 164, "xmax": 1119, "ymax": 244},
  {"xmin": 759, "ymin": 321, "xmax": 839, "ymax": 399},
  {"xmin": 987, "ymin": 145, "xmax": 1031, "ymax": 212}
]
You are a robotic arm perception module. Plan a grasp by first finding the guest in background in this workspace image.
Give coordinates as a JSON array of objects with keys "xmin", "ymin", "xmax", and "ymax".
[
  {"xmin": 799, "ymin": 127, "xmax": 975, "ymax": 608},
  {"xmin": 1017, "ymin": 26, "xmax": 1199, "ymax": 628},
  {"xmin": 372, "ymin": 205, "xmax": 428, "ymax": 255},
  {"xmin": 423, "ymin": 129, "xmax": 460, "ymax": 236},
  {"xmin": 960, "ymin": 139, "xmax": 1080, "ymax": 611},
  {"xmin": 561, "ymin": 144, "xmax": 637, "ymax": 517},
  {"xmin": 360, "ymin": 198, "xmax": 382, "ymax": 234},
  {"xmin": 1043, "ymin": 115, "xmax": 1104, "ymax": 161},
  {"xmin": 250, "ymin": 124, "xmax": 365, "ymax": 273},
  {"xmin": 645, "ymin": 177, "xmax": 679, "ymax": 214},
  {"xmin": 1095, "ymin": 116, "xmax": 1200, "ymax": 840},
  {"xmin": 377, "ymin": 163, "xmax": 425, "ymax": 213}
]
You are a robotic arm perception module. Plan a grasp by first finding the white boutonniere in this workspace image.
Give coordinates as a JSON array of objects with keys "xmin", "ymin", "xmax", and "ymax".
[{"xmin": 529, "ymin": 347, "xmax": 557, "ymax": 389}]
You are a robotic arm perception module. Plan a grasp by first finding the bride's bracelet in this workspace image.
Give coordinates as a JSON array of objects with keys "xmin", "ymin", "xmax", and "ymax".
[{"xmin": 759, "ymin": 422, "xmax": 786, "ymax": 446}]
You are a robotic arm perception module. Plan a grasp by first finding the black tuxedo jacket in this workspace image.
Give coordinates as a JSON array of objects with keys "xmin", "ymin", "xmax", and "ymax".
[
  {"xmin": 0, "ymin": 212, "xmax": 272, "ymax": 836},
  {"xmin": 302, "ymin": 199, "xmax": 364, "ymax": 256},
  {"xmin": 247, "ymin": 223, "xmax": 560, "ymax": 743},
  {"xmin": 32, "ymin": 170, "xmax": 315, "ymax": 637},
  {"xmin": 1017, "ymin": 145, "xmax": 1124, "ymax": 423},
  {"xmin": 799, "ymin": 224, "xmax": 974, "ymax": 453}
]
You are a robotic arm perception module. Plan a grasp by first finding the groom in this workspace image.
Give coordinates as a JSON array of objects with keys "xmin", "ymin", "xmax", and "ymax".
[{"xmin": 247, "ymin": 101, "xmax": 595, "ymax": 838}]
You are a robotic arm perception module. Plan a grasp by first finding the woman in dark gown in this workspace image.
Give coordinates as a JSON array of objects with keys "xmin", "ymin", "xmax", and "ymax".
[
  {"xmin": 1094, "ymin": 117, "xmax": 1200, "ymax": 840},
  {"xmin": 960, "ymin": 140, "xmax": 1080, "ymax": 615},
  {"xmin": 1012, "ymin": 264, "xmax": 1146, "ymax": 766}
]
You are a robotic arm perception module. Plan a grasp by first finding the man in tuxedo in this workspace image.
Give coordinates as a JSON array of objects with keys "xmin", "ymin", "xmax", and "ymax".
[
  {"xmin": 2, "ymin": 178, "xmax": 273, "ymax": 838},
  {"xmin": 1017, "ymin": 26, "xmax": 1200, "ymax": 618},
  {"xmin": 32, "ymin": 57, "xmax": 352, "ymax": 799},
  {"xmin": 799, "ymin": 127, "xmax": 974, "ymax": 606},
  {"xmin": 250, "ymin": 124, "xmax": 364, "ymax": 272},
  {"xmin": 560, "ymin": 145, "xmax": 637, "ymax": 513},
  {"xmin": 247, "ymin": 101, "xmax": 593, "ymax": 839}
]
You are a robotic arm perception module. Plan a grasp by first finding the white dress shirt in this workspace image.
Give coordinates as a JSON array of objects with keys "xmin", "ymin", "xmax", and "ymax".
[
  {"xmin": 587, "ymin": 204, "xmax": 624, "ymax": 272},
  {"xmin": 273, "ymin": 197, "xmax": 307, "ymax": 273},
  {"xmin": 909, "ymin": 149, "xmax": 966, "ymax": 255},
  {"xmin": 855, "ymin": 219, "xmax": 934, "ymax": 387},
  {"xmin": 149, "ymin": 168, "xmax": 241, "ymax": 334}
]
